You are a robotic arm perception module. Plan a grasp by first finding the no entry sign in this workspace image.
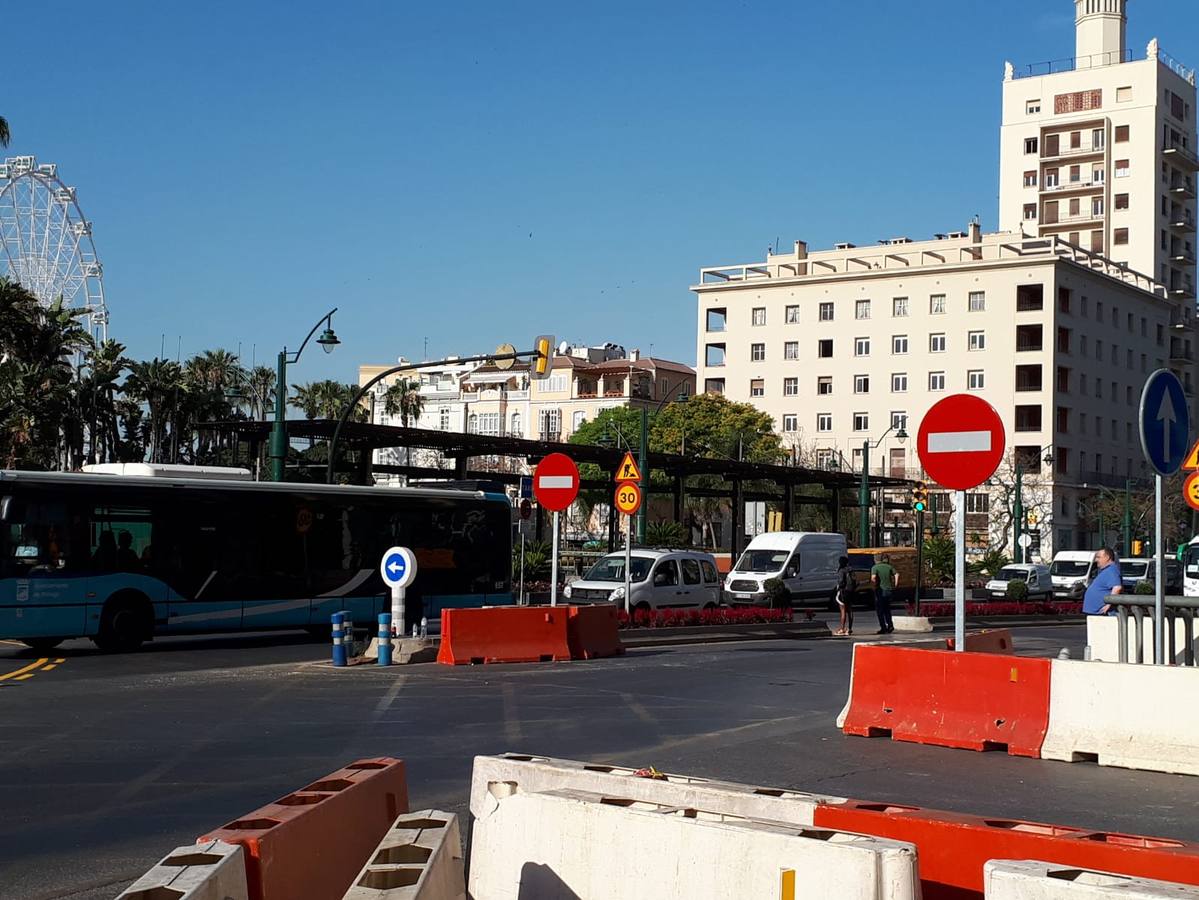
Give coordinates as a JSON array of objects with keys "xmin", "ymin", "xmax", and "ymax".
[
  {"xmin": 533, "ymin": 452, "xmax": 580, "ymax": 513},
  {"xmin": 917, "ymin": 394, "xmax": 1006, "ymax": 491}
]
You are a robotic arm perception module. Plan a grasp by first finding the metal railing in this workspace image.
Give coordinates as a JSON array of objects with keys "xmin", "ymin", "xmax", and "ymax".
[
  {"xmin": 1110, "ymin": 595, "xmax": 1199, "ymax": 666},
  {"xmin": 1012, "ymin": 49, "xmax": 1133, "ymax": 79}
]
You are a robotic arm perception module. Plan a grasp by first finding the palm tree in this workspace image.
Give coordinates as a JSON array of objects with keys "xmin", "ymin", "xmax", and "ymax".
[
  {"xmin": 0, "ymin": 116, "xmax": 10, "ymax": 148},
  {"xmin": 123, "ymin": 358, "xmax": 184, "ymax": 462},
  {"xmin": 289, "ymin": 381, "xmax": 322, "ymax": 419},
  {"xmin": 81, "ymin": 339, "xmax": 129, "ymax": 464},
  {"xmin": 247, "ymin": 366, "xmax": 276, "ymax": 420},
  {"xmin": 382, "ymin": 378, "xmax": 425, "ymax": 427}
]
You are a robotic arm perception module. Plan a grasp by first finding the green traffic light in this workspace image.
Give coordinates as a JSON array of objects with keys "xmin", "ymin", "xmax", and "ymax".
[{"xmin": 913, "ymin": 501, "xmax": 926, "ymax": 512}]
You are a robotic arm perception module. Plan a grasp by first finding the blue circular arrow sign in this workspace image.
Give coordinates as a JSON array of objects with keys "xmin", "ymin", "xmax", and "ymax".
[
  {"xmin": 379, "ymin": 546, "xmax": 417, "ymax": 589},
  {"xmin": 1139, "ymin": 369, "xmax": 1190, "ymax": 476}
]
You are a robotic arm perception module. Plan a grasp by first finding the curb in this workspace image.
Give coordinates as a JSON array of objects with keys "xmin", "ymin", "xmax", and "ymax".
[{"xmin": 620, "ymin": 621, "xmax": 830, "ymax": 647}]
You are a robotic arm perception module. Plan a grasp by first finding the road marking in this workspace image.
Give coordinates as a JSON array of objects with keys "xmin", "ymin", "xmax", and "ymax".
[
  {"xmin": 502, "ymin": 682, "xmax": 523, "ymax": 745},
  {"xmin": 372, "ymin": 675, "xmax": 408, "ymax": 722},
  {"xmin": 0, "ymin": 658, "xmax": 48, "ymax": 682},
  {"xmin": 927, "ymin": 430, "xmax": 991, "ymax": 453},
  {"xmin": 0, "ymin": 639, "xmax": 25, "ymax": 647},
  {"xmin": 14, "ymin": 673, "xmax": 35, "ymax": 681},
  {"xmin": 41, "ymin": 664, "xmax": 58, "ymax": 671},
  {"xmin": 54, "ymin": 657, "xmax": 65, "ymax": 663}
]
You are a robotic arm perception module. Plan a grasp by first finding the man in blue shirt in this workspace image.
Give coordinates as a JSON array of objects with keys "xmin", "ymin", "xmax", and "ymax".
[{"xmin": 1083, "ymin": 547, "xmax": 1123, "ymax": 615}]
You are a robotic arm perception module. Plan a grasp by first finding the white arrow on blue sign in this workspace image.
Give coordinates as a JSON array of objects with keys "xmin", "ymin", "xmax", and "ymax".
[
  {"xmin": 1139, "ymin": 369, "xmax": 1190, "ymax": 476},
  {"xmin": 379, "ymin": 546, "xmax": 417, "ymax": 589}
]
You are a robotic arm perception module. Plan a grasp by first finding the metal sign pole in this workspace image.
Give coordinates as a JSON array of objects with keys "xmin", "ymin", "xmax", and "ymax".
[
  {"xmin": 550, "ymin": 510, "xmax": 560, "ymax": 607},
  {"xmin": 955, "ymin": 490, "xmax": 966, "ymax": 652},
  {"xmin": 519, "ymin": 533, "xmax": 526, "ymax": 606},
  {"xmin": 1155, "ymin": 474, "xmax": 1164, "ymax": 665},
  {"xmin": 624, "ymin": 513, "xmax": 633, "ymax": 617},
  {"xmin": 391, "ymin": 585, "xmax": 404, "ymax": 637}
]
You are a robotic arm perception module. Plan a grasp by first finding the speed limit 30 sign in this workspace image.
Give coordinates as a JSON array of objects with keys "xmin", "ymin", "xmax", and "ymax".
[{"xmin": 614, "ymin": 481, "xmax": 643, "ymax": 516}]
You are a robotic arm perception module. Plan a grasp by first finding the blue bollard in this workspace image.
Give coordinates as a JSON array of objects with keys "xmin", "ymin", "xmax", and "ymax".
[
  {"xmin": 377, "ymin": 613, "xmax": 393, "ymax": 666},
  {"xmin": 331, "ymin": 612, "xmax": 347, "ymax": 667}
]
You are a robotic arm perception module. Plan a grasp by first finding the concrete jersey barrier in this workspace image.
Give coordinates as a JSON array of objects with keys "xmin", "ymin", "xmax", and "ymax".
[
  {"xmin": 117, "ymin": 840, "xmax": 248, "ymax": 900},
  {"xmin": 985, "ymin": 860, "xmax": 1199, "ymax": 898},
  {"xmin": 343, "ymin": 809, "xmax": 465, "ymax": 900},
  {"xmin": 471, "ymin": 753, "xmax": 846, "ymax": 826},
  {"xmin": 469, "ymin": 787, "xmax": 920, "ymax": 900},
  {"xmin": 1042, "ymin": 659, "xmax": 1199, "ymax": 776},
  {"xmin": 1086, "ymin": 615, "xmax": 1199, "ymax": 666}
]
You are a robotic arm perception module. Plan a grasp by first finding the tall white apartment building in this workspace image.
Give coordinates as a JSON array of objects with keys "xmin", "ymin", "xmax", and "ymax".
[
  {"xmin": 692, "ymin": 228, "xmax": 1196, "ymax": 557},
  {"xmin": 998, "ymin": 0, "xmax": 1196, "ymax": 305}
]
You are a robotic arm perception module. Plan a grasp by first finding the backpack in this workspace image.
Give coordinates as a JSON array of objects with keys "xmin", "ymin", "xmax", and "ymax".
[{"xmin": 839, "ymin": 568, "xmax": 854, "ymax": 593}]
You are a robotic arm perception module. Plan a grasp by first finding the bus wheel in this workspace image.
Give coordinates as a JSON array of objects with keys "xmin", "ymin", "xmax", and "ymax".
[
  {"xmin": 94, "ymin": 593, "xmax": 152, "ymax": 652},
  {"xmin": 21, "ymin": 637, "xmax": 63, "ymax": 652}
]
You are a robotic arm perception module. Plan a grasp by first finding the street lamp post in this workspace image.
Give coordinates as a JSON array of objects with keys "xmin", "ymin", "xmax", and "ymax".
[
  {"xmin": 859, "ymin": 424, "xmax": 908, "ymax": 548},
  {"xmin": 1013, "ymin": 445, "xmax": 1056, "ymax": 563},
  {"xmin": 269, "ymin": 308, "xmax": 340, "ymax": 482},
  {"xmin": 634, "ymin": 381, "xmax": 690, "ymax": 545}
]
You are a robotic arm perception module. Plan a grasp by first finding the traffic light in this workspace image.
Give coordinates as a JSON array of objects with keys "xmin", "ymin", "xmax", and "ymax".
[
  {"xmin": 912, "ymin": 482, "xmax": 928, "ymax": 512},
  {"xmin": 1132, "ymin": 540, "xmax": 1143, "ymax": 557},
  {"xmin": 530, "ymin": 334, "xmax": 555, "ymax": 380}
]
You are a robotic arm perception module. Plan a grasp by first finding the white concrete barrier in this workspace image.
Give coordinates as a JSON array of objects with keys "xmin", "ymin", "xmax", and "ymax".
[
  {"xmin": 1042, "ymin": 658, "xmax": 1199, "ymax": 776},
  {"xmin": 892, "ymin": 615, "xmax": 934, "ymax": 633},
  {"xmin": 471, "ymin": 753, "xmax": 845, "ymax": 827},
  {"xmin": 985, "ymin": 859, "xmax": 1199, "ymax": 898},
  {"xmin": 343, "ymin": 809, "xmax": 464, "ymax": 900},
  {"xmin": 117, "ymin": 840, "xmax": 248, "ymax": 900},
  {"xmin": 1086, "ymin": 614, "xmax": 1199, "ymax": 665},
  {"xmin": 469, "ymin": 787, "xmax": 920, "ymax": 899}
]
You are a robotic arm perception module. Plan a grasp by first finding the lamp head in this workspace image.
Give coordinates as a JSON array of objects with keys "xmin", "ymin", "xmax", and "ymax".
[
  {"xmin": 317, "ymin": 327, "xmax": 340, "ymax": 354},
  {"xmin": 896, "ymin": 426, "xmax": 908, "ymax": 445}
]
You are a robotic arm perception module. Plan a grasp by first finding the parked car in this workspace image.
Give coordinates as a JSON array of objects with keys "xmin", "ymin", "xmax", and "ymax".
[
  {"xmin": 1121, "ymin": 559, "xmax": 1152, "ymax": 593},
  {"xmin": 563, "ymin": 548, "xmax": 722, "ymax": 612},
  {"xmin": 1049, "ymin": 551, "xmax": 1095, "ymax": 599},
  {"xmin": 985, "ymin": 563, "xmax": 1053, "ymax": 600},
  {"xmin": 724, "ymin": 532, "xmax": 847, "ymax": 607}
]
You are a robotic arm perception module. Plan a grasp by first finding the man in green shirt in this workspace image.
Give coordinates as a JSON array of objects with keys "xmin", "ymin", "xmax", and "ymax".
[{"xmin": 870, "ymin": 554, "xmax": 898, "ymax": 634}]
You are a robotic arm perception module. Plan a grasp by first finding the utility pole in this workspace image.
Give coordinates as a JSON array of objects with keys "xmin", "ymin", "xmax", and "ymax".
[
  {"xmin": 1013, "ymin": 463, "xmax": 1024, "ymax": 564},
  {"xmin": 637, "ymin": 405, "xmax": 648, "ymax": 545},
  {"xmin": 858, "ymin": 438, "xmax": 870, "ymax": 548},
  {"xmin": 1123, "ymin": 478, "xmax": 1133, "ymax": 557}
]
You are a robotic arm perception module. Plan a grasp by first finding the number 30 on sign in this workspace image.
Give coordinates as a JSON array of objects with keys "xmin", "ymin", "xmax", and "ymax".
[{"xmin": 614, "ymin": 482, "xmax": 643, "ymax": 516}]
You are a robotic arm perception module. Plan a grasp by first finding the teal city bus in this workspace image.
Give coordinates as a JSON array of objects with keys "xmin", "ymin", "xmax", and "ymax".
[{"xmin": 0, "ymin": 470, "xmax": 512, "ymax": 651}]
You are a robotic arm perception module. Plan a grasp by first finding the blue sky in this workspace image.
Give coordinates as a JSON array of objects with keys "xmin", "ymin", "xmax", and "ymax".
[{"xmin": 4, "ymin": 0, "xmax": 1195, "ymax": 382}]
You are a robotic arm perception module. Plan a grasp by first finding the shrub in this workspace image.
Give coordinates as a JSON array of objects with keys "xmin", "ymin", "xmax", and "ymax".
[
  {"xmin": 763, "ymin": 577, "xmax": 789, "ymax": 609},
  {"xmin": 1134, "ymin": 580, "xmax": 1155, "ymax": 595},
  {"xmin": 618, "ymin": 606, "xmax": 800, "ymax": 630},
  {"xmin": 1005, "ymin": 579, "xmax": 1029, "ymax": 601},
  {"xmin": 514, "ymin": 539, "xmax": 551, "ymax": 580},
  {"xmin": 978, "ymin": 549, "xmax": 1012, "ymax": 577},
  {"xmin": 645, "ymin": 520, "xmax": 688, "ymax": 548},
  {"xmin": 906, "ymin": 601, "xmax": 1082, "ymax": 617}
]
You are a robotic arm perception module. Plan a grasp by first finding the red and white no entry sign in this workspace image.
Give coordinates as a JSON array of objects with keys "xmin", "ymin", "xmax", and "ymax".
[
  {"xmin": 916, "ymin": 394, "xmax": 1006, "ymax": 491},
  {"xmin": 532, "ymin": 452, "xmax": 580, "ymax": 512}
]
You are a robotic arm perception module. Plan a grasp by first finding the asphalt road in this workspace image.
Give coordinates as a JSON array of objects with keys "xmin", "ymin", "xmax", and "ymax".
[{"xmin": 1, "ymin": 624, "xmax": 1195, "ymax": 899}]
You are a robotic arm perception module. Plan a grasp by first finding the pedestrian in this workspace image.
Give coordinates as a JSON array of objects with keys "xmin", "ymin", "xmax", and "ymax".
[
  {"xmin": 870, "ymin": 552, "xmax": 898, "ymax": 634},
  {"xmin": 1084, "ymin": 546, "xmax": 1123, "ymax": 615},
  {"xmin": 834, "ymin": 555, "xmax": 855, "ymax": 636}
]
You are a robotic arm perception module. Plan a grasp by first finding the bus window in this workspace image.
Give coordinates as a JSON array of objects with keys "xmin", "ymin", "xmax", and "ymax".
[
  {"xmin": 89, "ymin": 506, "xmax": 153, "ymax": 573},
  {"xmin": 2, "ymin": 498, "xmax": 81, "ymax": 576}
]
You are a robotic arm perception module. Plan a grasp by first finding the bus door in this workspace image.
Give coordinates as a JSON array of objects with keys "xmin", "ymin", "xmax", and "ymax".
[
  {"xmin": 86, "ymin": 504, "xmax": 169, "ymax": 632},
  {"xmin": 0, "ymin": 493, "xmax": 89, "ymax": 639},
  {"xmin": 161, "ymin": 501, "xmax": 242, "ymax": 633}
]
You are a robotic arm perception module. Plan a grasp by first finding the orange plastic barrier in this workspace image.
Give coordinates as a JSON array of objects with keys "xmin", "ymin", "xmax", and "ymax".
[
  {"xmin": 198, "ymin": 758, "xmax": 408, "ymax": 900},
  {"xmin": 840, "ymin": 644, "xmax": 1050, "ymax": 757},
  {"xmin": 946, "ymin": 628, "xmax": 1013, "ymax": 653},
  {"xmin": 437, "ymin": 607, "xmax": 573, "ymax": 665},
  {"xmin": 813, "ymin": 799, "xmax": 1199, "ymax": 900},
  {"xmin": 566, "ymin": 605, "xmax": 625, "ymax": 660}
]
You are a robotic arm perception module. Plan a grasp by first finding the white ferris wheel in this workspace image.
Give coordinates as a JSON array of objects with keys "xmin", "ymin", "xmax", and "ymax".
[{"xmin": 0, "ymin": 155, "xmax": 108, "ymax": 341}]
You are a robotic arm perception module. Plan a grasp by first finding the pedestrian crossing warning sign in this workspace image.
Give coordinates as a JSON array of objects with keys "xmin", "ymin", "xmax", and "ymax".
[
  {"xmin": 1185, "ymin": 439, "xmax": 1199, "ymax": 471},
  {"xmin": 615, "ymin": 451, "xmax": 642, "ymax": 483}
]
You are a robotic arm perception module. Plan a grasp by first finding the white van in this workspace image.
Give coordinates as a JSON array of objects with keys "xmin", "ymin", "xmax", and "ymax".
[
  {"xmin": 985, "ymin": 564, "xmax": 1052, "ymax": 600},
  {"xmin": 1050, "ymin": 550, "xmax": 1096, "ymax": 599},
  {"xmin": 724, "ymin": 532, "xmax": 847, "ymax": 606}
]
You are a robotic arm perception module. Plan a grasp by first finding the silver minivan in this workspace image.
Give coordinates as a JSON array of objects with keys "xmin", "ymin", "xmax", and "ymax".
[{"xmin": 563, "ymin": 549, "xmax": 722, "ymax": 612}]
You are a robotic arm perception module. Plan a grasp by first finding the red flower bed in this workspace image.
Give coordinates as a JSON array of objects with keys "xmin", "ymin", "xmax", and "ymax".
[
  {"xmin": 906, "ymin": 601, "xmax": 1082, "ymax": 617},
  {"xmin": 617, "ymin": 606, "xmax": 806, "ymax": 630}
]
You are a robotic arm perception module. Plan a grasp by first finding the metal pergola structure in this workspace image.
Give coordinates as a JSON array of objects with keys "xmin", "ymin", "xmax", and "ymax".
[{"xmin": 205, "ymin": 419, "xmax": 916, "ymax": 556}]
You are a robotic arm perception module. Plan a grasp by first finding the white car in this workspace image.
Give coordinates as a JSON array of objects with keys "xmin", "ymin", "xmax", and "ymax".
[
  {"xmin": 563, "ymin": 549, "xmax": 722, "ymax": 612},
  {"xmin": 986, "ymin": 564, "xmax": 1053, "ymax": 600}
]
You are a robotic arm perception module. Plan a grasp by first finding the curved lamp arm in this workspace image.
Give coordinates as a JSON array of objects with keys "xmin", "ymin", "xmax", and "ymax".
[{"xmin": 286, "ymin": 307, "xmax": 338, "ymax": 363}]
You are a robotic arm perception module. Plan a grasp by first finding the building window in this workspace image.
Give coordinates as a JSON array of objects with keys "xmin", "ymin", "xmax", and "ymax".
[
  {"xmin": 891, "ymin": 373, "xmax": 908, "ymax": 392},
  {"xmin": 854, "ymin": 375, "xmax": 870, "ymax": 394},
  {"xmin": 892, "ymin": 296, "xmax": 909, "ymax": 317},
  {"xmin": 929, "ymin": 371, "xmax": 946, "ymax": 391},
  {"xmin": 1116, "ymin": 86, "xmax": 1132, "ymax": 103},
  {"xmin": 750, "ymin": 343, "xmax": 765, "ymax": 362},
  {"xmin": 1115, "ymin": 193, "xmax": 1129, "ymax": 210},
  {"xmin": 891, "ymin": 411, "xmax": 908, "ymax": 431},
  {"xmin": 817, "ymin": 413, "xmax": 832, "ymax": 432},
  {"xmin": 784, "ymin": 341, "xmax": 799, "ymax": 360},
  {"xmin": 1045, "ymin": 168, "xmax": 1060, "ymax": 188},
  {"xmin": 816, "ymin": 449, "xmax": 835, "ymax": 469},
  {"xmin": 510, "ymin": 412, "xmax": 522, "ymax": 436},
  {"xmin": 1115, "ymin": 124, "xmax": 1129, "ymax": 142},
  {"xmin": 750, "ymin": 379, "xmax": 764, "ymax": 397},
  {"xmin": 892, "ymin": 335, "xmax": 908, "ymax": 354},
  {"xmin": 817, "ymin": 376, "xmax": 832, "ymax": 395},
  {"xmin": 855, "ymin": 337, "xmax": 870, "ymax": 357},
  {"xmin": 929, "ymin": 333, "xmax": 946, "ymax": 353},
  {"xmin": 853, "ymin": 413, "xmax": 869, "ymax": 432},
  {"xmin": 1015, "ymin": 404, "xmax": 1042, "ymax": 432},
  {"xmin": 1054, "ymin": 89, "xmax": 1102, "ymax": 114},
  {"xmin": 704, "ymin": 378, "xmax": 725, "ymax": 395},
  {"xmin": 440, "ymin": 406, "xmax": 451, "ymax": 431},
  {"xmin": 1024, "ymin": 204, "xmax": 1037, "ymax": 220},
  {"xmin": 968, "ymin": 330, "xmax": 986, "ymax": 351},
  {"xmin": 706, "ymin": 309, "xmax": 726, "ymax": 332},
  {"xmin": 1093, "ymin": 128, "xmax": 1105, "ymax": 149},
  {"xmin": 968, "ymin": 370, "xmax": 985, "ymax": 390},
  {"xmin": 1114, "ymin": 227, "xmax": 1129, "ymax": 245},
  {"xmin": 1093, "ymin": 197, "xmax": 1104, "ymax": 216},
  {"xmin": 930, "ymin": 294, "xmax": 946, "ymax": 315},
  {"xmin": 785, "ymin": 305, "xmax": 800, "ymax": 324},
  {"xmin": 819, "ymin": 302, "xmax": 834, "ymax": 321},
  {"xmin": 783, "ymin": 377, "xmax": 798, "ymax": 396},
  {"xmin": 538, "ymin": 408, "xmax": 562, "ymax": 440},
  {"xmin": 855, "ymin": 299, "xmax": 871, "ymax": 320},
  {"xmin": 968, "ymin": 291, "xmax": 986, "ymax": 312},
  {"xmin": 570, "ymin": 411, "xmax": 586, "ymax": 433},
  {"xmin": 1058, "ymin": 287, "xmax": 1072, "ymax": 314},
  {"xmin": 1116, "ymin": 159, "xmax": 1130, "ymax": 177},
  {"xmin": 1024, "ymin": 137, "xmax": 1039, "ymax": 154},
  {"xmin": 1026, "ymin": 100, "xmax": 1041, "ymax": 115},
  {"xmin": 705, "ymin": 344, "xmax": 725, "ymax": 367},
  {"xmin": 818, "ymin": 339, "xmax": 833, "ymax": 358},
  {"xmin": 782, "ymin": 414, "xmax": 798, "ymax": 433},
  {"xmin": 751, "ymin": 307, "xmax": 766, "ymax": 326},
  {"xmin": 1023, "ymin": 170, "xmax": 1038, "ymax": 187},
  {"xmin": 965, "ymin": 493, "xmax": 989, "ymax": 514}
]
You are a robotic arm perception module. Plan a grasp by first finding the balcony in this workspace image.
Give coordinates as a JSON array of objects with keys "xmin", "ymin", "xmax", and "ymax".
[
  {"xmin": 1017, "ymin": 324, "xmax": 1044, "ymax": 353},
  {"xmin": 506, "ymin": 389, "xmax": 529, "ymax": 401},
  {"xmin": 1170, "ymin": 340, "xmax": 1193, "ymax": 363},
  {"xmin": 1040, "ymin": 211, "xmax": 1105, "ymax": 229},
  {"xmin": 1040, "ymin": 178, "xmax": 1104, "ymax": 196},
  {"xmin": 1171, "ymin": 284, "xmax": 1197, "ymax": 302},
  {"xmin": 1164, "ymin": 143, "xmax": 1199, "ymax": 173},
  {"xmin": 1041, "ymin": 144, "xmax": 1105, "ymax": 163},
  {"xmin": 1171, "ymin": 249, "xmax": 1197, "ymax": 265},
  {"xmin": 1170, "ymin": 178, "xmax": 1197, "ymax": 201},
  {"xmin": 1169, "ymin": 217, "xmax": 1197, "ymax": 234}
]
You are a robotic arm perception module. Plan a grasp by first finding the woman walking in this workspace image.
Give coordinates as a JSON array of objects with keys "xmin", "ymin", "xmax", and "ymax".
[{"xmin": 834, "ymin": 555, "xmax": 855, "ymax": 636}]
